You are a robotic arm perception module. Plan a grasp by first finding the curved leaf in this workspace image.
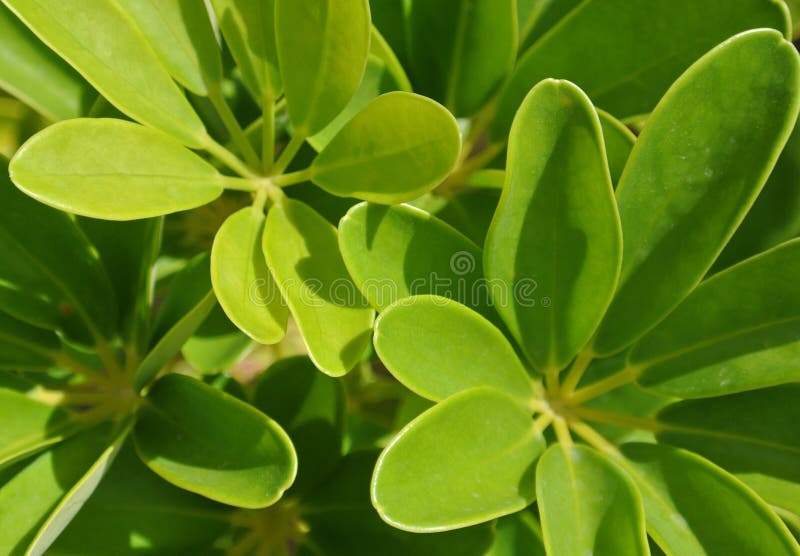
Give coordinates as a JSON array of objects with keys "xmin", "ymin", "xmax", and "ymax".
[
  {"xmin": 485, "ymin": 79, "xmax": 621, "ymax": 371},
  {"xmin": 2, "ymin": 0, "xmax": 207, "ymax": 146},
  {"xmin": 407, "ymin": 0, "xmax": 516, "ymax": 116},
  {"xmin": 181, "ymin": 305, "xmax": 253, "ymax": 375},
  {"xmin": 486, "ymin": 511, "xmax": 546, "ymax": 556},
  {"xmin": 275, "ymin": 0, "xmax": 370, "ymax": 136},
  {"xmin": 598, "ymin": 109, "xmax": 635, "ymax": 185},
  {"xmin": 620, "ymin": 442, "xmax": 800, "ymax": 555},
  {"xmin": 494, "ymin": 0, "xmax": 791, "ymax": 137},
  {"xmin": 211, "ymin": 207, "xmax": 288, "ymax": 345},
  {"xmin": 374, "ymin": 296, "xmax": 534, "ymax": 403},
  {"xmin": 631, "ymin": 239, "xmax": 800, "ymax": 397},
  {"xmin": 369, "ymin": 26, "xmax": 411, "ymax": 93},
  {"xmin": 372, "ymin": 387, "xmax": 543, "ymax": 532},
  {"xmin": 593, "ymin": 30, "xmax": 800, "ymax": 355},
  {"xmin": 537, "ymin": 444, "xmax": 648, "ymax": 556},
  {"xmin": 263, "ymin": 199, "xmax": 374, "ymax": 377},
  {"xmin": 311, "ymin": 92, "xmax": 461, "ymax": 203},
  {"xmin": 134, "ymin": 373, "xmax": 296, "ymax": 509},
  {"xmin": 10, "ymin": 119, "xmax": 225, "ymax": 220}
]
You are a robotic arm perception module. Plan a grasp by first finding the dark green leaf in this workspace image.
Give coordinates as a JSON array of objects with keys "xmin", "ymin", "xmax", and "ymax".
[{"xmin": 0, "ymin": 311, "xmax": 60, "ymax": 371}]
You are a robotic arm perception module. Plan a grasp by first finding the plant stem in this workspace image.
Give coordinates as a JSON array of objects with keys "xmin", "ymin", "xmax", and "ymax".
[
  {"xmin": 262, "ymin": 95, "xmax": 275, "ymax": 173},
  {"xmin": 217, "ymin": 175, "xmax": 261, "ymax": 192},
  {"xmin": 271, "ymin": 167, "xmax": 313, "ymax": 187},
  {"xmin": 568, "ymin": 419, "xmax": 619, "ymax": 455},
  {"xmin": 272, "ymin": 133, "xmax": 306, "ymax": 176},
  {"xmin": 208, "ymin": 86, "xmax": 261, "ymax": 170},
  {"xmin": 54, "ymin": 352, "xmax": 104, "ymax": 380},
  {"xmin": 571, "ymin": 406, "xmax": 666, "ymax": 433},
  {"xmin": 568, "ymin": 366, "xmax": 638, "ymax": 405},
  {"xmin": 553, "ymin": 417, "xmax": 573, "ymax": 446},
  {"xmin": 533, "ymin": 413, "xmax": 553, "ymax": 435},
  {"xmin": 204, "ymin": 137, "xmax": 260, "ymax": 179},
  {"xmin": 560, "ymin": 349, "xmax": 595, "ymax": 395}
]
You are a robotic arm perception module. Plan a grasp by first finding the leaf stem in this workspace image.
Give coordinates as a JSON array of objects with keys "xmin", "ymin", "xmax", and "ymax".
[
  {"xmin": 568, "ymin": 419, "xmax": 620, "ymax": 455},
  {"xmin": 570, "ymin": 406, "xmax": 666, "ymax": 433},
  {"xmin": 560, "ymin": 349, "xmax": 595, "ymax": 395},
  {"xmin": 553, "ymin": 417, "xmax": 573, "ymax": 446},
  {"xmin": 533, "ymin": 413, "xmax": 553, "ymax": 435},
  {"xmin": 262, "ymin": 95, "xmax": 275, "ymax": 173},
  {"xmin": 272, "ymin": 133, "xmax": 306, "ymax": 176},
  {"xmin": 568, "ymin": 366, "xmax": 638, "ymax": 405},
  {"xmin": 53, "ymin": 352, "xmax": 104, "ymax": 380},
  {"xmin": 208, "ymin": 86, "xmax": 261, "ymax": 170},
  {"xmin": 270, "ymin": 167, "xmax": 314, "ymax": 187},
  {"xmin": 204, "ymin": 137, "xmax": 260, "ymax": 179}
]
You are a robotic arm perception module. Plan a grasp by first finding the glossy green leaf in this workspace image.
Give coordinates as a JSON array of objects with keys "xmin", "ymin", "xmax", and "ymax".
[
  {"xmin": 0, "ymin": 158, "xmax": 117, "ymax": 343},
  {"xmin": 494, "ymin": 0, "xmax": 791, "ymax": 137},
  {"xmin": 253, "ymin": 356, "xmax": 344, "ymax": 493},
  {"xmin": 537, "ymin": 444, "xmax": 648, "ymax": 556},
  {"xmin": 486, "ymin": 511, "xmax": 546, "ymax": 556},
  {"xmin": 211, "ymin": 207, "xmax": 288, "ymax": 345},
  {"xmin": 657, "ymin": 385, "xmax": 800, "ymax": 514},
  {"xmin": 275, "ymin": 0, "xmax": 370, "ymax": 136},
  {"xmin": 210, "ymin": 0, "xmax": 280, "ymax": 101},
  {"xmin": 311, "ymin": 92, "xmax": 461, "ymax": 203},
  {"xmin": 0, "ymin": 2, "xmax": 94, "ymax": 120},
  {"xmin": 374, "ymin": 296, "xmax": 534, "ymax": 403},
  {"xmin": 620, "ymin": 443, "xmax": 800, "ymax": 556},
  {"xmin": 134, "ymin": 373, "xmax": 296, "ymax": 509},
  {"xmin": 0, "ymin": 311, "xmax": 59, "ymax": 371},
  {"xmin": 0, "ymin": 423, "xmax": 120, "ymax": 555},
  {"xmin": 181, "ymin": 305, "xmax": 253, "ymax": 374},
  {"xmin": 485, "ymin": 79, "xmax": 621, "ymax": 371},
  {"xmin": 263, "ymin": 199, "xmax": 374, "ymax": 376},
  {"xmin": 598, "ymin": 110, "xmax": 635, "ymax": 185},
  {"xmin": 631, "ymin": 239, "xmax": 800, "ymax": 397},
  {"xmin": 0, "ymin": 388, "xmax": 76, "ymax": 469},
  {"xmin": 372, "ymin": 387, "xmax": 544, "ymax": 532},
  {"xmin": 406, "ymin": 0, "xmax": 516, "ymax": 116},
  {"xmin": 593, "ymin": 30, "xmax": 800, "ymax": 355},
  {"xmin": 302, "ymin": 451, "xmax": 494, "ymax": 556},
  {"xmin": 50, "ymin": 442, "xmax": 232, "ymax": 555},
  {"xmin": 121, "ymin": 0, "xmax": 222, "ymax": 96},
  {"xmin": 339, "ymin": 203, "xmax": 497, "ymax": 318},
  {"xmin": 1, "ymin": 0, "xmax": 207, "ymax": 146},
  {"xmin": 10, "ymin": 119, "xmax": 226, "ymax": 220}
]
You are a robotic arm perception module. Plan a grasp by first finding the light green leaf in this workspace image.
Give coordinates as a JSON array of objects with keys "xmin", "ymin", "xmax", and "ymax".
[
  {"xmin": 0, "ymin": 388, "xmax": 77, "ymax": 469},
  {"xmin": 10, "ymin": 119, "xmax": 226, "ymax": 221},
  {"xmin": 181, "ymin": 305, "xmax": 253, "ymax": 374},
  {"xmin": 253, "ymin": 356, "xmax": 344, "ymax": 493},
  {"xmin": 209, "ymin": 0, "xmax": 280, "ymax": 101},
  {"xmin": 620, "ymin": 442, "xmax": 800, "ymax": 556},
  {"xmin": 374, "ymin": 296, "xmax": 534, "ymax": 403},
  {"xmin": 1, "ymin": 0, "xmax": 207, "ymax": 146},
  {"xmin": 657, "ymin": 385, "xmax": 800, "ymax": 515},
  {"xmin": 311, "ymin": 92, "xmax": 460, "ymax": 203},
  {"xmin": 120, "ymin": 0, "xmax": 222, "ymax": 96},
  {"xmin": 134, "ymin": 373, "xmax": 296, "ymax": 509},
  {"xmin": 372, "ymin": 387, "xmax": 544, "ymax": 532},
  {"xmin": 593, "ymin": 30, "xmax": 800, "ymax": 355},
  {"xmin": 630, "ymin": 239, "xmax": 800, "ymax": 397},
  {"xmin": 485, "ymin": 79, "xmax": 621, "ymax": 371},
  {"xmin": 0, "ymin": 157, "xmax": 117, "ymax": 343},
  {"xmin": 339, "ymin": 203, "xmax": 497, "ymax": 321},
  {"xmin": 486, "ymin": 511, "xmax": 546, "ymax": 556},
  {"xmin": 0, "ymin": 2, "xmax": 94, "ymax": 120},
  {"xmin": 211, "ymin": 207, "xmax": 288, "ymax": 345},
  {"xmin": 0, "ymin": 423, "xmax": 120, "ymax": 556},
  {"xmin": 494, "ymin": 0, "xmax": 791, "ymax": 137},
  {"xmin": 263, "ymin": 199, "xmax": 374, "ymax": 377},
  {"xmin": 275, "ymin": 0, "xmax": 370, "ymax": 136},
  {"xmin": 598, "ymin": 109, "xmax": 635, "ymax": 185},
  {"xmin": 537, "ymin": 444, "xmax": 648, "ymax": 556},
  {"xmin": 407, "ymin": 0, "xmax": 516, "ymax": 116},
  {"xmin": 0, "ymin": 311, "xmax": 60, "ymax": 371}
]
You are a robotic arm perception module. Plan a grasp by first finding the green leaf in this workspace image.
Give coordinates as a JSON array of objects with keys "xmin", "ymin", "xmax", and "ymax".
[
  {"xmin": 0, "ymin": 423, "xmax": 121, "ymax": 556},
  {"xmin": 263, "ymin": 199, "xmax": 374, "ymax": 377},
  {"xmin": 598, "ymin": 109, "xmax": 635, "ymax": 186},
  {"xmin": 253, "ymin": 356, "xmax": 344, "ymax": 493},
  {"xmin": 120, "ymin": 0, "xmax": 222, "ymax": 96},
  {"xmin": 50, "ymin": 441, "xmax": 232, "ymax": 555},
  {"xmin": 2, "ymin": 0, "xmax": 207, "ymax": 146},
  {"xmin": 134, "ymin": 373, "xmax": 296, "ymax": 509},
  {"xmin": 406, "ymin": 0, "xmax": 516, "ymax": 116},
  {"xmin": 0, "ymin": 2, "xmax": 94, "ymax": 120},
  {"xmin": 494, "ymin": 0, "xmax": 791, "ymax": 137},
  {"xmin": 311, "ymin": 92, "xmax": 461, "ymax": 203},
  {"xmin": 374, "ymin": 296, "xmax": 534, "ymax": 403},
  {"xmin": 369, "ymin": 26, "xmax": 412, "ymax": 93},
  {"xmin": 302, "ymin": 451, "xmax": 494, "ymax": 556},
  {"xmin": 517, "ymin": 0, "xmax": 582, "ymax": 53},
  {"xmin": 181, "ymin": 305, "xmax": 253, "ymax": 374},
  {"xmin": 657, "ymin": 385, "xmax": 800, "ymax": 515},
  {"xmin": 372, "ymin": 387, "xmax": 544, "ymax": 531},
  {"xmin": 0, "ymin": 387, "xmax": 77, "ymax": 469},
  {"xmin": 211, "ymin": 207, "xmax": 288, "ymax": 345},
  {"xmin": 209, "ymin": 0, "xmax": 280, "ymax": 101},
  {"xmin": 0, "ymin": 158, "xmax": 117, "ymax": 343},
  {"xmin": 486, "ymin": 511, "xmax": 546, "ymax": 556},
  {"xmin": 537, "ymin": 444, "xmax": 648, "ymax": 556},
  {"xmin": 10, "ymin": 119, "xmax": 226, "ymax": 220},
  {"xmin": 485, "ymin": 79, "xmax": 621, "ymax": 371},
  {"xmin": 0, "ymin": 311, "xmax": 60, "ymax": 371},
  {"xmin": 275, "ymin": 0, "xmax": 370, "ymax": 136},
  {"xmin": 339, "ymin": 203, "xmax": 497, "ymax": 319},
  {"xmin": 592, "ymin": 30, "xmax": 800, "ymax": 355},
  {"xmin": 620, "ymin": 442, "xmax": 800, "ymax": 556},
  {"xmin": 630, "ymin": 239, "xmax": 800, "ymax": 397}
]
